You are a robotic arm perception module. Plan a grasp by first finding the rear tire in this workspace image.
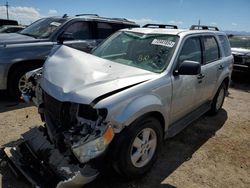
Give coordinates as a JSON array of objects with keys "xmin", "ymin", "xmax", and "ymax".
[
  {"xmin": 111, "ymin": 116, "xmax": 163, "ymax": 179},
  {"xmin": 209, "ymin": 82, "xmax": 227, "ymax": 115},
  {"xmin": 8, "ymin": 64, "xmax": 42, "ymax": 99}
]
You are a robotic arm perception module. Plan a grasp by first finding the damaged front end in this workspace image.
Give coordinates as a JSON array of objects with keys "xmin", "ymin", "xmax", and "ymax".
[
  {"xmin": 5, "ymin": 90, "xmax": 115, "ymax": 187},
  {"xmin": 5, "ymin": 45, "xmax": 157, "ymax": 187},
  {"xmin": 4, "ymin": 128, "xmax": 99, "ymax": 188}
]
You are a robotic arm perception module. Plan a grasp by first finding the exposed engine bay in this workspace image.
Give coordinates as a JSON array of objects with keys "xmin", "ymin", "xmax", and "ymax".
[{"xmin": 5, "ymin": 69, "xmax": 115, "ymax": 187}]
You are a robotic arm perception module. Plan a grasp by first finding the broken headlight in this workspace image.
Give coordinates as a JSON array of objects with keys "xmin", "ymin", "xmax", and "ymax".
[
  {"xmin": 70, "ymin": 105, "xmax": 113, "ymax": 163},
  {"xmin": 72, "ymin": 126, "xmax": 114, "ymax": 163}
]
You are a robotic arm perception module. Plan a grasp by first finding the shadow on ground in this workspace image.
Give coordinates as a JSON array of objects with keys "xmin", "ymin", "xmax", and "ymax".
[
  {"xmin": 0, "ymin": 91, "xmax": 32, "ymax": 113},
  {"xmin": 86, "ymin": 109, "xmax": 228, "ymax": 188},
  {"xmin": 0, "ymin": 108, "xmax": 227, "ymax": 188},
  {"xmin": 0, "ymin": 96, "xmax": 228, "ymax": 188}
]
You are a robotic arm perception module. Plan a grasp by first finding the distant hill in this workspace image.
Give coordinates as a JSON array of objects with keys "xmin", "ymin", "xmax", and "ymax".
[{"xmin": 223, "ymin": 30, "xmax": 250, "ymax": 36}]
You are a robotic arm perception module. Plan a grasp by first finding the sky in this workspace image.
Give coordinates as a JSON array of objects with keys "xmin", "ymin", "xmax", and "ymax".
[{"xmin": 0, "ymin": 0, "xmax": 249, "ymax": 32}]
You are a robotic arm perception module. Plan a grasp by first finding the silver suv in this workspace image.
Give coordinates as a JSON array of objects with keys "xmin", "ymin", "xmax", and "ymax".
[{"xmin": 4, "ymin": 24, "xmax": 233, "ymax": 187}]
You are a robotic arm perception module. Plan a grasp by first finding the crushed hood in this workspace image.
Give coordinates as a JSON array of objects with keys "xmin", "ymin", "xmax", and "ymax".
[
  {"xmin": 41, "ymin": 45, "xmax": 158, "ymax": 104},
  {"xmin": 231, "ymin": 47, "xmax": 250, "ymax": 56}
]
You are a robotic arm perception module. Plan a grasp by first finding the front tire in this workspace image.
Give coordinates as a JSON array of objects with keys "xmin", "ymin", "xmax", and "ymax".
[
  {"xmin": 8, "ymin": 64, "xmax": 41, "ymax": 99},
  {"xmin": 111, "ymin": 116, "xmax": 163, "ymax": 179}
]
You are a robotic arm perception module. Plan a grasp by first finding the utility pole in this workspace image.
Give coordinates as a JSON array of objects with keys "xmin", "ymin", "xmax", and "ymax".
[
  {"xmin": 5, "ymin": 1, "xmax": 9, "ymax": 20},
  {"xmin": 198, "ymin": 19, "xmax": 200, "ymax": 26}
]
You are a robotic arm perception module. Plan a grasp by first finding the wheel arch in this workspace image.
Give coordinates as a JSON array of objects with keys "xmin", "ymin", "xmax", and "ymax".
[
  {"xmin": 7, "ymin": 59, "xmax": 44, "ymax": 86},
  {"xmin": 140, "ymin": 111, "xmax": 165, "ymax": 135},
  {"xmin": 222, "ymin": 76, "xmax": 230, "ymax": 90},
  {"xmin": 110, "ymin": 94, "xmax": 168, "ymax": 134}
]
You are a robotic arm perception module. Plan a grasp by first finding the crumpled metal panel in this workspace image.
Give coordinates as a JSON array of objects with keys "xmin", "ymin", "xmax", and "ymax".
[
  {"xmin": 41, "ymin": 45, "xmax": 158, "ymax": 104},
  {"xmin": 4, "ymin": 127, "xmax": 99, "ymax": 188}
]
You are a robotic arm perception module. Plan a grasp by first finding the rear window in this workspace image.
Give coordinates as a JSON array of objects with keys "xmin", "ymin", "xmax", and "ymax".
[
  {"xmin": 203, "ymin": 36, "xmax": 220, "ymax": 63},
  {"xmin": 218, "ymin": 35, "xmax": 231, "ymax": 57}
]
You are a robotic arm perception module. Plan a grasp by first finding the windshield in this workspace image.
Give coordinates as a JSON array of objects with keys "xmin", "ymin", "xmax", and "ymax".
[
  {"xmin": 92, "ymin": 31, "xmax": 178, "ymax": 73},
  {"xmin": 20, "ymin": 18, "xmax": 67, "ymax": 39},
  {"xmin": 229, "ymin": 36, "xmax": 250, "ymax": 49}
]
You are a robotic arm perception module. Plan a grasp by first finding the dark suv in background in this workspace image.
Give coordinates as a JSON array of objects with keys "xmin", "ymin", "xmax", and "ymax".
[
  {"xmin": 0, "ymin": 19, "xmax": 18, "ymax": 26},
  {"xmin": 0, "ymin": 14, "xmax": 139, "ymax": 98},
  {"xmin": 228, "ymin": 35, "xmax": 250, "ymax": 75}
]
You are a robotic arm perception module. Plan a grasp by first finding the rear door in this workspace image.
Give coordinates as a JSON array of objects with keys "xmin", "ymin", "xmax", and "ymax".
[{"xmin": 198, "ymin": 35, "xmax": 221, "ymax": 102}]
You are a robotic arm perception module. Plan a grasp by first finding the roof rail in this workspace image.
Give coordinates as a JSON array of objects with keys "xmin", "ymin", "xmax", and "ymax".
[
  {"xmin": 143, "ymin": 24, "xmax": 178, "ymax": 29},
  {"xmin": 74, "ymin": 14, "xmax": 136, "ymax": 24},
  {"xmin": 111, "ymin": 18, "xmax": 135, "ymax": 23},
  {"xmin": 190, "ymin": 25, "xmax": 219, "ymax": 31},
  {"xmin": 75, "ymin": 14, "xmax": 99, "ymax": 17}
]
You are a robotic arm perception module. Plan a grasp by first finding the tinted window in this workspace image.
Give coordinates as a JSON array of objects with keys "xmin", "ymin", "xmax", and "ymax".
[
  {"xmin": 218, "ymin": 35, "xmax": 231, "ymax": 57},
  {"xmin": 64, "ymin": 22, "xmax": 91, "ymax": 40},
  {"xmin": 97, "ymin": 22, "xmax": 114, "ymax": 39},
  {"xmin": 204, "ymin": 36, "xmax": 220, "ymax": 63},
  {"xmin": 0, "ymin": 19, "xmax": 18, "ymax": 26},
  {"xmin": 178, "ymin": 37, "xmax": 202, "ymax": 64}
]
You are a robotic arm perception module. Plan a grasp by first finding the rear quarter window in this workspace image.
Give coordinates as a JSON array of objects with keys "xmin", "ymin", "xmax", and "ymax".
[{"xmin": 218, "ymin": 35, "xmax": 231, "ymax": 57}]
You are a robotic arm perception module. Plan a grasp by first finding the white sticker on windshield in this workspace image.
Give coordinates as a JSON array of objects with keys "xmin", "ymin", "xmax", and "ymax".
[
  {"xmin": 50, "ymin": 22, "xmax": 61, "ymax": 27},
  {"xmin": 151, "ymin": 39, "xmax": 175, "ymax": 47}
]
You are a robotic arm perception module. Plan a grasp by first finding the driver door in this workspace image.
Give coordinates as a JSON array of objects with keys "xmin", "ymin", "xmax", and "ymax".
[{"xmin": 170, "ymin": 36, "xmax": 203, "ymax": 124}]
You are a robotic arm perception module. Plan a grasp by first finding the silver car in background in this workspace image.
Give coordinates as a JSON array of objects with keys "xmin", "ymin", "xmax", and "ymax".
[{"xmin": 4, "ymin": 24, "xmax": 233, "ymax": 187}]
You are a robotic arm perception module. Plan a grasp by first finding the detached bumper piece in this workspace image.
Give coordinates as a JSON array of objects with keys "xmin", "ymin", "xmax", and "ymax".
[{"xmin": 4, "ymin": 127, "xmax": 99, "ymax": 188}]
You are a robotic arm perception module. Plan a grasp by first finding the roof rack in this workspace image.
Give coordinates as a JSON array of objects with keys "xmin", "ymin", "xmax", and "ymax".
[
  {"xmin": 143, "ymin": 24, "xmax": 178, "ymax": 29},
  {"xmin": 74, "ymin": 14, "xmax": 136, "ymax": 24},
  {"xmin": 190, "ymin": 25, "xmax": 219, "ymax": 31},
  {"xmin": 111, "ymin": 18, "xmax": 133, "ymax": 23},
  {"xmin": 75, "ymin": 14, "xmax": 99, "ymax": 17}
]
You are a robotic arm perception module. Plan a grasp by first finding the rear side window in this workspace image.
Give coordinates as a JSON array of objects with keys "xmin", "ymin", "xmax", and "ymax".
[
  {"xmin": 218, "ymin": 35, "xmax": 231, "ymax": 57},
  {"xmin": 178, "ymin": 37, "xmax": 202, "ymax": 64},
  {"xmin": 97, "ymin": 22, "xmax": 114, "ymax": 39},
  {"xmin": 203, "ymin": 36, "xmax": 220, "ymax": 63}
]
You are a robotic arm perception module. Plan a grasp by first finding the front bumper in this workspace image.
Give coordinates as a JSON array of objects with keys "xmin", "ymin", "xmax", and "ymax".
[
  {"xmin": 3, "ymin": 127, "xmax": 99, "ymax": 188},
  {"xmin": 233, "ymin": 64, "xmax": 250, "ymax": 74}
]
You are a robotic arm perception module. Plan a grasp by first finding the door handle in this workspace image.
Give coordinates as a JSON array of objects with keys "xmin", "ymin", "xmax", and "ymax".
[
  {"xmin": 218, "ymin": 65, "xmax": 224, "ymax": 70},
  {"xmin": 197, "ymin": 73, "xmax": 205, "ymax": 79}
]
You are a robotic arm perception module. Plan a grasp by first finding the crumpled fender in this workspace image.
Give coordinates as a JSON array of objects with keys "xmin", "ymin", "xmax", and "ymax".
[{"xmin": 107, "ymin": 94, "xmax": 167, "ymax": 132}]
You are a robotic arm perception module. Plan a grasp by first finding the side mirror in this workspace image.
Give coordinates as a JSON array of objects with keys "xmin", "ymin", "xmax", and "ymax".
[
  {"xmin": 57, "ymin": 32, "xmax": 74, "ymax": 44},
  {"xmin": 175, "ymin": 60, "xmax": 201, "ymax": 75}
]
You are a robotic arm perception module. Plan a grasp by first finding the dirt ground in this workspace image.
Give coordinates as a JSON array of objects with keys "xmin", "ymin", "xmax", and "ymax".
[{"xmin": 0, "ymin": 77, "xmax": 249, "ymax": 188}]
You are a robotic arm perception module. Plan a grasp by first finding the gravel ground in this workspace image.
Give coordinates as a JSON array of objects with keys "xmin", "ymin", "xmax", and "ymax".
[{"xmin": 0, "ymin": 77, "xmax": 249, "ymax": 188}]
